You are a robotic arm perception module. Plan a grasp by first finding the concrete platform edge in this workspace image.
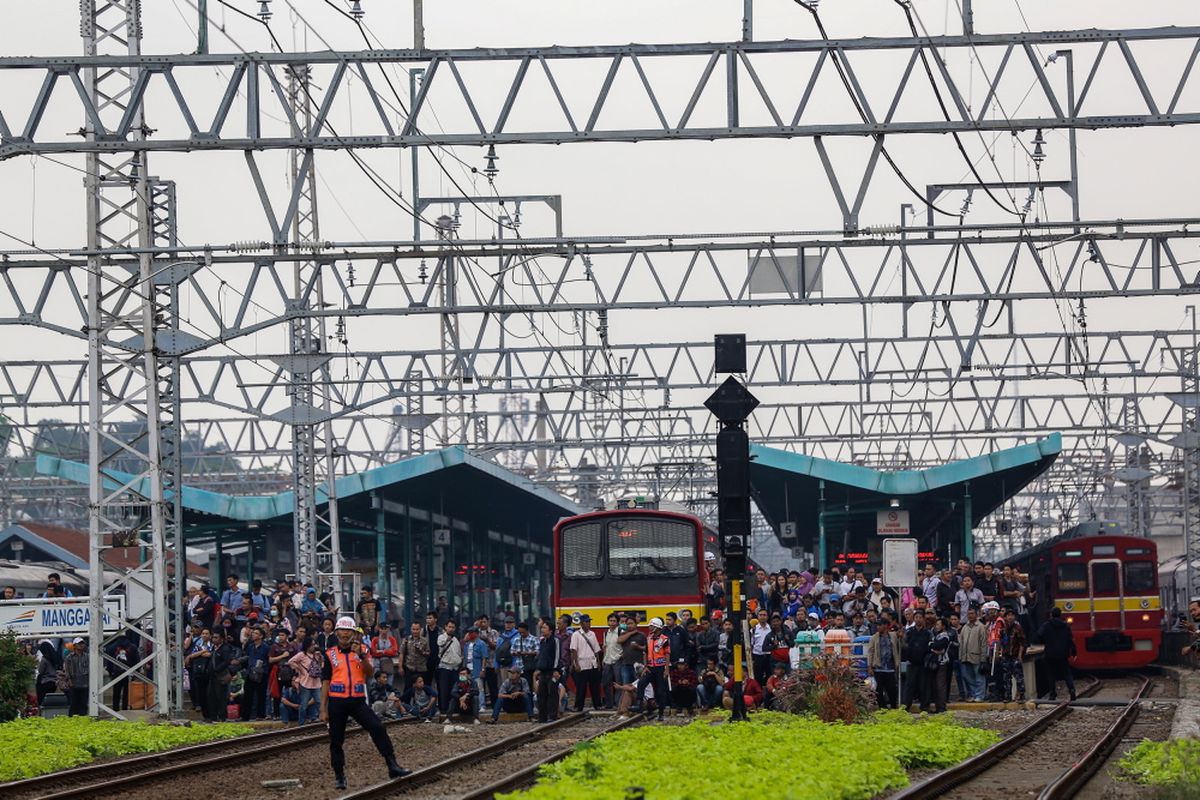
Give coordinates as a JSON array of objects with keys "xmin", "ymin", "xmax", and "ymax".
[{"xmin": 1162, "ymin": 665, "xmax": 1200, "ymax": 739}]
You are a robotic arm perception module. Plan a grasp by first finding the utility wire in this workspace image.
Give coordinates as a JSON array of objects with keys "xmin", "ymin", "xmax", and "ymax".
[{"xmin": 790, "ymin": 0, "xmax": 959, "ymax": 219}]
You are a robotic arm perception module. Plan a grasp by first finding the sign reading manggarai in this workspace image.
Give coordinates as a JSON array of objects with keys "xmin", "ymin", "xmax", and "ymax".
[{"xmin": 0, "ymin": 596, "xmax": 125, "ymax": 636}]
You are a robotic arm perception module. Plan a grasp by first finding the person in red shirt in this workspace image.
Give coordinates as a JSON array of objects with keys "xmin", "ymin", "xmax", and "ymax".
[
  {"xmin": 369, "ymin": 622, "xmax": 400, "ymax": 688},
  {"xmin": 723, "ymin": 674, "xmax": 763, "ymax": 710},
  {"xmin": 764, "ymin": 662, "xmax": 789, "ymax": 710}
]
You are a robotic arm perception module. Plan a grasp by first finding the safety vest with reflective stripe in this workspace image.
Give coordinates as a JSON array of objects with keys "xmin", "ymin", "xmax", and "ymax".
[
  {"xmin": 647, "ymin": 634, "xmax": 670, "ymax": 667},
  {"xmin": 326, "ymin": 646, "xmax": 370, "ymax": 698}
]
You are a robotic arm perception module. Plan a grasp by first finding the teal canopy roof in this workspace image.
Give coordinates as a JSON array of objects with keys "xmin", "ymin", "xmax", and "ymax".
[
  {"xmin": 37, "ymin": 447, "xmax": 584, "ymax": 540},
  {"xmin": 749, "ymin": 433, "xmax": 1061, "ymax": 549}
]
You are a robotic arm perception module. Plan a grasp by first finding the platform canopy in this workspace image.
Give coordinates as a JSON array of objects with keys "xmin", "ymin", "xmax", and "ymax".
[
  {"xmin": 38, "ymin": 447, "xmax": 583, "ymax": 623},
  {"xmin": 37, "ymin": 446, "xmax": 583, "ymax": 544},
  {"xmin": 749, "ymin": 433, "xmax": 1061, "ymax": 570}
]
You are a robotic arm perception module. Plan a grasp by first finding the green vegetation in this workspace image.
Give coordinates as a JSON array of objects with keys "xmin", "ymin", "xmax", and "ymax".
[
  {"xmin": 1117, "ymin": 738, "xmax": 1200, "ymax": 796},
  {"xmin": 0, "ymin": 716, "xmax": 253, "ymax": 781},
  {"xmin": 0, "ymin": 632, "xmax": 35, "ymax": 722},
  {"xmin": 503, "ymin": 710, "xmax": 999, "ymax": 800}
]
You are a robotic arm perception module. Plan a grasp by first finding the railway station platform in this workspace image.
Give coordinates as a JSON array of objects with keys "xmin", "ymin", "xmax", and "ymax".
[
  {"xmin": 748, "ymin": 434, "xmax": 1062, "ymax": 571},
  {"xmin": 36, "ymin": 446, "xmax": 583, "ymax": 623}
]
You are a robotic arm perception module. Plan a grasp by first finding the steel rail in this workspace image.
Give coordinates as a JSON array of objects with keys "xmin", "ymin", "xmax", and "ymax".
[
  {"xmin": 888, "ymin": 677, "xmax": 1104, "ymax": 800},
  {"xmin": 1038, "ymin": 674, "xmax": 1152, "ymax": 800},
  {"xmin": 456, "ymin": 713, "xmax": 648, "ymax": 800},
  {"xmin": 29, "ymin": 718, "xmax": 413, "ymax": 800},
  {"xmin": 334, "ymin": 713, "xmax": 595, "ymax": 800},
  {"xmin": 0, "ymin": 723, "xmax": 319, "ymax": 796}
]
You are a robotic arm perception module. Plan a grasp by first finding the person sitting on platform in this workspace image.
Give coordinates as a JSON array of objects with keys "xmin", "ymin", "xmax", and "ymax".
[
  {"xmin": 668, "ymin": 658, "xmax": 697, "ymax": 716},
  {"xmin": 400, "ymin": 675, "xmax": 438, "ymax": 721},
  {"xmin": 696, "ymin": 658, "xmax": 726, "ymax": 710},
  {"xmin": 369, "ymin": 670, "xmax": 399, "ymax": 719},
  {"xmin": 722, "ymin": 674, "xmax": 763, "ymax": 711},
  {"xmin": 449, "ymin": 666, "xmax": 480, "ymax": 724},
  {"xmin": 489, "ymin": 666, "xmax": 534, "ymax": 723}
]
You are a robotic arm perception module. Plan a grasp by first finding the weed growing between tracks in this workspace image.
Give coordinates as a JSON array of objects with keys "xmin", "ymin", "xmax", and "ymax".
[
  {"xmin": 501, "ymin": 710, "xmax": 998, "ymax": 800},
  {"xmin": 0, "ymin": 716, "xmax": 253, "ymax": 781},
  {"xmin": 1117, "ymin": 738, "xmax": 1200, "ymax": 796}
]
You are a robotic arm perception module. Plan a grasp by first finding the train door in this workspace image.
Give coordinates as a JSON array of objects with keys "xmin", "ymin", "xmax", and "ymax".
[{"xmin": 1088, "ymin": 559, "xmax": 1124, "ymax": 631}]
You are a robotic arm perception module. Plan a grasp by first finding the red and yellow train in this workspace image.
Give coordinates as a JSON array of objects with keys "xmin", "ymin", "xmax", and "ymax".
[
  {"xmin": 553, "ymin": 507, "xmax": 712, "ymax": 624},
  {"xmin": 1002, "ymin": 522, "xmax": 1161, "ymax": 669}
]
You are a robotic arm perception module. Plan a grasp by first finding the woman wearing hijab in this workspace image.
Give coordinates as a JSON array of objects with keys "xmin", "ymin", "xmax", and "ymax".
[{"xmin": 35, "ymin": 640, "xmax": 61, "ymax": 708}]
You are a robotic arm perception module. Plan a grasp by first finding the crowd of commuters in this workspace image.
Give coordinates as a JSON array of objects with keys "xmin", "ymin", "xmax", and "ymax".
[
  {"xmin": 20, "ymin": 561, "xmax": 1199, "ymax": 723},
  {"xmin": 728, "ymin": 559, "xmax": 1054, "ymax": 712}
]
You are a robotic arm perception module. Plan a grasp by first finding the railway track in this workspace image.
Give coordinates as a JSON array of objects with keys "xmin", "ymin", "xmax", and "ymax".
[
  {"xmin": 3, "ymin": 718, "xmax": 412, "ymax": 800},
  {"xmin": 891, "ymin": 675, "xmax": 1151, "ymax": 800},
  {"xmin": 335, "ymin": 712, "xmax": 646, "ymax": 800}
]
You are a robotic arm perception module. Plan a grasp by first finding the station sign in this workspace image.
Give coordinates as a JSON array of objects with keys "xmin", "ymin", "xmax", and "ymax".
[
  {"xmin": 0, "ymin": 596, "xmax": 125, "ymax": 637},
  {"xmin": 876, "ymin": 509, "xmax": 910, "ymax": 536}
]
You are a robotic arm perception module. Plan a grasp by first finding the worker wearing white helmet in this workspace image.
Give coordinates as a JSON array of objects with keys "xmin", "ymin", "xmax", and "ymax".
[
  {"xmin": 321, "ymin": 615, "xmax": 410, "ymax": 788},
  {"xmin": 639, "ymin": 618, "xmax": 671, "ymax": 721}
]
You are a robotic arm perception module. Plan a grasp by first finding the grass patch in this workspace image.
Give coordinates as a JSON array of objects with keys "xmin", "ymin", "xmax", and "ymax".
[
  {"xmin": 1117, "ymin": 739, "xmax": 1200, "ymax": 797},
  {"xmin": 502, "ymin": 710, "xmax": 999, "ymax": 800},
  {"xmin": 0, "ymin": 716, "xmax": 253, "ymax": 781}
]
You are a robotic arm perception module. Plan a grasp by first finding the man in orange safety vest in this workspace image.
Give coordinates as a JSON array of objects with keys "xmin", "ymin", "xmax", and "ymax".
[{"xmin": 321, "ymin": 616, "xmax": 411, "ymax": 789}]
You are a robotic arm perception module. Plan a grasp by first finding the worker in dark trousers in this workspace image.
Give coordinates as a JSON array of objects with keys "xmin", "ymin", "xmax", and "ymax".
[{"xmin": 321, "ymin": 616, "xmax": 411, "ymax": 789}]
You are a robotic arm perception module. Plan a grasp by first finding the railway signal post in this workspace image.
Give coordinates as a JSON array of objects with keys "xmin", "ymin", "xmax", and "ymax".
[{"xmin": 706, "ymin": 334, "xmax": 759, "ymax": 722}]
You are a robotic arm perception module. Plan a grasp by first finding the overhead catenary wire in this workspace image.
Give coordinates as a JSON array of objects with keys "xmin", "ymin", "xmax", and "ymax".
[{"xmin": 790, "ymin": 0, "xmax": 960, "ymax": 220}]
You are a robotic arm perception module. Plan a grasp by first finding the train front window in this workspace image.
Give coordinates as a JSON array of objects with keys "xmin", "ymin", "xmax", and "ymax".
[
  {"xmin": 1057, "ymin": 563, "xmax": 1087, "ymax": 592},
  {"xmin": 607, "ymin": 518, "xmax": 695, "ymax": 578},
  {"xmin": 560, "ymin": 522, "xmax": 603, "ymax": 578},
  {"xmin": 1124, "ymin": 561, "xmax": 1155, "ymax": 594},
  {"xmin": 1092, "ymin": 562, "xmax": 1119, "ymax": 594}
]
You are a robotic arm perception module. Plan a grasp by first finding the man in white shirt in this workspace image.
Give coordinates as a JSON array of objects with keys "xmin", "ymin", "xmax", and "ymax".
[
  {"xmin": 751, "ymin": 608, "xmax": 771, "ymax": 685},
  {"xmin": 812, "ymin": 571, "xmax": 836, "ymax": 603},
  {"xmin": 954, "ymin": 576, "xmax": 986, "ymax": 624},
  {"xmin": 921, "ymin": 563, "xmax": 941, "ymax": 608},
  {"xmin": 837, "ymin": 567, "xmax": 862, "ymax": 597},
  {"xmin": 600, "ymin": 614, "xmax": 623, "ymax": 709},
  {"xmin": 569, "ymin": 614, "xmax": 603, "ymax": 711},
  {"xmin": 866, "ymin": 578, "xmax": 888, "ymax": 613}
]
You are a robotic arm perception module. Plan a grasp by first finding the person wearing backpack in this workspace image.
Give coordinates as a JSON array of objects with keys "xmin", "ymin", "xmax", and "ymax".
[
  {"xmin": 435, "ymin": 620, "xmax": 463, "ymax": 717},
  {"xmin": 268, "ymin": 628, "xmax": 298, "ymax": 719},
  {"xmin": 241, "ymin": 627, "xmax": 271, "ymax": 720},
  {"xmin": 494, "ymin": 616, "xmax": 520, "ymax": 675},
  {"xmin": 400, "ymin": 622, "xmax": 429, "ymax": 696},
  {"xmin": 63, "ymin": 638, "xmax": 89, "ymax": 716},
  {"xmin": 35, "ymin": 639, "xmax": 61, "ymax": 710},
  {"xmin": 105, "ymin": 634, "xmax": 137, "ymax": 711}
]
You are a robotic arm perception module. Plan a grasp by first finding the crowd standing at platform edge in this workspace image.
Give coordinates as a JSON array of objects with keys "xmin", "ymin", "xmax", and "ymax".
[{"xmin": 12, "ymin": 564, "xmax": 1200, "ymax": 725}]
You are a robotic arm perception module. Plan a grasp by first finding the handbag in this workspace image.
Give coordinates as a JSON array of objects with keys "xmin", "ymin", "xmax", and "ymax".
[{"xmin": 923, "ymin": 652, "xmax": 941, "ymax": 671}]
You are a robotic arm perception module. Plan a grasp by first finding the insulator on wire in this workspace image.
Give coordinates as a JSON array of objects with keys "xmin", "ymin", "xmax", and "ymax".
[
  {"xmin": 257, "ymin": 1, "xmax": 272, "ymax": 22},
  {"xmin": 483, "ymin": 145, "xmax": 500, "ymax": 182},
  {"xmin": 1031, "ymin": 129, "xmax": 1046, "ymax": 165},
  {"xmin": 350, "ymin": 1, "xmax": 365, "ymax": 21}
]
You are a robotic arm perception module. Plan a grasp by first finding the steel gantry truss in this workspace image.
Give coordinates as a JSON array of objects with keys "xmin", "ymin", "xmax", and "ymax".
[
  {"xmin": 80, "ymin": 0, "xmax": 173, "ymax": 718},
  {"xmin": 1, "ymin": 5, "xmax": 1199, "ymax": 721},
  {"xmin": 3, "ymin": 26, "xmax": 1200, "ymax": 155}
]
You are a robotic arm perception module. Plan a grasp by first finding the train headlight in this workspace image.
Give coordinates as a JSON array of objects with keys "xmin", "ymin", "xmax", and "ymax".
[
  {"xmin": 1141, "ymin": 613, "xmax": 1151, "ymax": 622},
  {"xmin": 1065, "ymin": 616, "xmax": 1074, "ymax": 624}
]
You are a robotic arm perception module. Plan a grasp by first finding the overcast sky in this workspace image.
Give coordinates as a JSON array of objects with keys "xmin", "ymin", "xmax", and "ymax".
[{"xmin": 2, "ymin": 1, "xmax": 1199, "ymax": 505}]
